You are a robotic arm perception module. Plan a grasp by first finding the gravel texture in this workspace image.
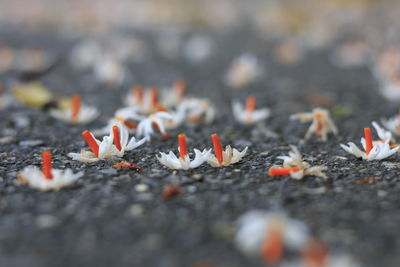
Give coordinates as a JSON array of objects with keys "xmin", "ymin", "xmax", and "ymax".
[{"xmin": 1, "ymin": 28, "xmax": 400, "ymax": 267}]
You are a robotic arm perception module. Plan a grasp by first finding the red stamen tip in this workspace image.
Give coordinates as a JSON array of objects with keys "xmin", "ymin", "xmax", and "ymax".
[
  {"xmin": 245, "ymin": 96, "xmax": 256, "ymax": 112},
  {"xmin": 113, "ymin": 126, "xmax": 122, "ymax": 151},
  {"xmin": 178, "ymin": 134, "xmax": 187, "ymax": 159},
  {"xmin": 41, "ymin": 151, "xmax": 53, "ymax": 180},
  {"xmin": 268, "ymin": 167, "xmax": 301, "ymax": 176},
  {"xmin": 364, "ymin": 128, "xmax": 373, "ymax": 155},
  {"xmin": 150, "ymin": 87, "xmax": 159, "ymax": 107},
  {"xmin": 82, "ymin": 130, "xmax": 99, "ymax": 157},
  {"xmin": 71, "ymin": 95, "xmax": 81, "ymax": 121},
  {"xmin": 133, "ymin": 85, "xmax": 143, "ymax": 103},
  {"xmin": 211, "ymin": 133, "xmax": 223, "ymax": 164},
  {"xmin": 302, "ymin": 239, "xmax": 329, "ymax": 267},
  {"xmin": 261, "ymin": 224, "xmax": 283, "ymax": 264},
  {"xmin": 173, "ymin": 79, "xmax": 186, "ymax": 98}
]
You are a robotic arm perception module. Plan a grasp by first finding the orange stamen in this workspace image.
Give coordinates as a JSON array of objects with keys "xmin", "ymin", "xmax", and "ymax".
[
  {"xmin": 112, "ymin": 126, "xmax": 122, "ymax": 151},
  {"xmin": 41, "ymin": 151, "xmax": 53, "ymax": 180},
  {"xmin": 302, "ymin": 239, "xmax": 328, "ymax": 267},
  {"xmin": 178, "ymin": 134, "xmax": 187, "ymax": 159},
  {"xmin": 82, "ymin": 130, "xmax": 99, "ymax": 157},
  {"xmin": 155, "ymin": 104, "xmax": 168, "ymax": 112},
  {"xmin": 133, "ymin": 85, "xmax": 143, "ymax": 103},
  {"xmin": 261, "ymin": 223, "xmax": 283, "ymax": 264},
  {"xmin": 268, "ymin": 167, "xmax": 301, "ymax": 176},
  {"xmin": 245, "ymin": 96, "xmax": 256, "ymax": 112},
  {"xmin": 211, "ymin": 134, "xmax": 223, "ymax": 164},
  {"xmin": 364, "ymin": 128, "xmax": 373, "ymax": 155},
  {"xmin": 71, "ymin": 95, "xmax": 81, "ymax": 121},
  {"xmin": 315, "ymin": 112, "xmax": 324, "ymax": 136},
  {"xmin": 123, "ymin": 120, "xmax": 137, "ymax": 129},
  {"xmin": 152, "ymin": 122, "xmax": 170, "ymax": 139},
  {"xmin": 150, "ymin": 88, "xmax": 159, "ymax": 107},
  {"xmin": 173, "ymin": 79, "xmax": 186, "ymax": 99}
]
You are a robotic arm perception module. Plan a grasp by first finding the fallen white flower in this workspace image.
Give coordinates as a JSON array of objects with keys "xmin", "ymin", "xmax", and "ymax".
[
  {"xmin": 291, "ymin": 108, "xmax": 338, "ymax": 141},
  {"xmin": 18, "ymin": 151, "xmax": 83, "ymax": 191},
  {"xmin": 340, "ymin": 127, "xmax": 399, "ymax": 161},
  {"xmin": 68, "ymin": 130, "xmax": 122, "ymax": 163},
  {"xmin": 269, "ymin": 145, "xmax": 327, "ymax": 179},
  {"xmin": 161, "ymin": 80, "xmax": 186, "ymax": 108},
  {"xmin": 232, "ymin": 96, "xmax": 270, "ymax": 124},
  {"xmin": 180, "ymin": 97, "xmax": 216, "ymax": 124},
  {"xmin": 124, "ymin": 86, "xmax": 166, "ymax": 114},
  {"xmin": 94, "ymin": 56, "xmax": 124, "ymax": 85},
  {"xmin": 207, "ymin": 133, "xmax": 247, "ymax": 167},
  {"xmin": 235, "ymin": 210, "xmax": 310, "ymax": 257},
  {"xmin": 18, "ymin": 167, "xmax": 83, "ymax": 191},
  {"xmin": 157, "ymin": 134, "xmax": 211, "ymax": 170},
  {"xmin": 50, "ymin": 95, "xmax": 99, "ymax": 124},
  {"xmin": 225, "ymin": 53, "xmax": 262, "ymax": 88},
  {"xmin": 136, "ymin": 112, "xmax": 173, "ymax": 141}
]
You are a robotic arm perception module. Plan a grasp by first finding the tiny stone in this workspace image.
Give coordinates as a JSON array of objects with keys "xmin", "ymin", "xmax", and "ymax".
[
  {"xmin": 127, "ymin": 204, "xmax": 144, "ymax": 217},
  {"xmin": 135, "ymin": 184, "xmax": 149, "ymax": 192},
  {"xmin": 192, "ymin": 174, "xmax": 202, "ymax": 180},
  {"xmin": 36, "ymin": 215, "xmax": 59, "ymax": 229},
  {"xmin": 377, "ymin": 190, "xmax": 388, "ymax": 197},
  {"xmin": 19, "ymin": 140, "xmax": 44, "ymax": 147}
]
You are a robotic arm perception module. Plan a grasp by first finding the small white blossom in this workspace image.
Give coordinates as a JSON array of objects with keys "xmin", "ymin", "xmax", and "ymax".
[
  {"xmin": 18, "ymin": 167, "xmax": 83, "ymax": 191},
  {"xmin": 232, "ymin": 100, "xmax": 270, "ymax": 124},
  {"xmin": 341, "ymin": 139, "xmax": 398, "ymax": 161},
  {"xmin": 340, "ymin": 126, "xmax": 399, "ymax": 161},
  {"xmin": 180, "ymin": 98, "xmax": 216, "ymax": 124},
  {"xmin": 124, "ymin": 87, "xmax": 166, "ymax": 114},
  {"xmin": 207, "ymin": 145, "xmax": 248, "ymax": 167},
  {"xmin": 136, "ymin": 112, "xmax": 174, "ymax": 141},
  {"xmin": 68, "ymin": 131, "xmax": 122, "ymax": 163},
  {"xmin": 291, "ymin": 108, "xmax": 338, "ymax": 141},
  {"xmin": 157, "ymin": 149, "xmax": 211, "ymax": 170},
  {"xmin": 94, "ymin": 56, "xmax": 125, "ymax": 85},
  {"xmin": 272, "ymin": 145, "xmax": 327, "ymax": 179},
  {"xmin": 161, "ymin": 80, "xmax": 186, "ymax": 108},
  {"xmin": 50, "ymin": 102, "xmax": 99, "ymax": 124},
  {"xmin": 225, "ymin": 53, "xmax": 262, "ymax": 88},
  {"xmin": 235, "ymin": 210, "xmax": 310, "ymax": 257}
]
